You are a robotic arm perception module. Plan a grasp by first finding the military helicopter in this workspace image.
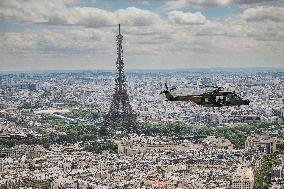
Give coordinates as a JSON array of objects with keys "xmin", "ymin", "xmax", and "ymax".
[{"xmin": 160, "ymin": 83, "xmax": 250, "ymax": 107}]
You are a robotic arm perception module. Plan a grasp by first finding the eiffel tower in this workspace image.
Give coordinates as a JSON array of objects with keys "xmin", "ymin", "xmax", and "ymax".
[{"xmin": 104, "ymin": 24, "xmax": 138, "ymax": 133}]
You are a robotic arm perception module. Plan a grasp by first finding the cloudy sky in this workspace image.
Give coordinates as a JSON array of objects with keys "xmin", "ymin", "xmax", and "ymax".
[{"xmin": 0, "ymin": 0, "xmax": 283, "ymax": 71}]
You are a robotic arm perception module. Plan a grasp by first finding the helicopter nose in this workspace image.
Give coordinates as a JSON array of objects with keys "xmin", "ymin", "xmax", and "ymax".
[{"xmin": 244, "ymin": 100, "xmax": 250, "ymax": 105}]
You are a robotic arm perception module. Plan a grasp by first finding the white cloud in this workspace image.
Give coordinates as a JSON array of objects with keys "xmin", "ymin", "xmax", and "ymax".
[
  {"xmin": 242, "ymin": 6, "xmax": 284, "ymax": 22},
  {"xmin": 0, "ymin": 0, "xmax": 78, "ymax": 23},
  {"xmin": 117, "ymin": 7, "xmax": 161, "ymax": 26},
  {"xmin": 0, "ymin": 28, "xmax": 114, "ymax": 55},
  {"xmin": 163, "ymin": 0, "xmax": 277, "ymax": 10},
  {"xmin": 0, "ymin": 0, "xmax": 162, "ymax": 28},
  {"xmin": 62, "ymin": 7, "xmax": 116, "ymax": 27},
  {"xmin": 0, "ymin": 0, "xmax": 283, "ymax": 69},
  {"xmin": 165, "ymin": 0, "xmax": 230, "ymax": 10},
  {"xmin": 0, "ymin": 32, "xmax": 38, "ymax": 52},
  {"xmin": 168, "ymin": 11, "xmax": 207, "ymax": 25}
]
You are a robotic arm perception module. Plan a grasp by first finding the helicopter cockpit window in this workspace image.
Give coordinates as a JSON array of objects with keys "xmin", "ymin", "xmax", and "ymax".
[
  {"xmin": 216, "ymin": 96, "xmax": 223, "ymax": 100},
  {"xmin": 234, "ymin": 94, "xmax": 241, "ymax": 100},
  {"xmin": 226, "ymin": 94, "xmax": 234, "ymax": 101}
]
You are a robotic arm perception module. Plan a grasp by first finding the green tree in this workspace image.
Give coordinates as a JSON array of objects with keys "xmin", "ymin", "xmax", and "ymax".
[{"xmin": 254, "ymin": 153, "xmax": 277, "ymax": 189}]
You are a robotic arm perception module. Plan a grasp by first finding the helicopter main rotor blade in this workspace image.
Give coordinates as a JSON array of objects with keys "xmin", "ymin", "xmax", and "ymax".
[
  {"xmin": 170, "ymin": 87, "xmax": 176, "ymax": 91},
  {"xmin": 164, "ymin": 83, "xmax": 168, "ymax": 90}
]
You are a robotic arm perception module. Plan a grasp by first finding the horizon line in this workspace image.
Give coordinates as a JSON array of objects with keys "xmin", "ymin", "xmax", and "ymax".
[{"xmin": 1, "ymin": 66, "xmax": 284, "ymax": 73}]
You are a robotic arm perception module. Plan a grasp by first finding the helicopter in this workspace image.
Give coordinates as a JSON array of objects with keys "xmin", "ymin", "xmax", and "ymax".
[{"xmin": 160, "ymin": 83, "xmax": 250, "ymax": 107}]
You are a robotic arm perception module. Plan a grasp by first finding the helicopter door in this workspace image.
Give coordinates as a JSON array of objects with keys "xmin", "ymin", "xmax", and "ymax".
[
  {"xmin": 226, "ymin": 94, "xmax": 233, "ymax": 102},
  {"xmin": 216, "ymin": 96, "xmax": 224, "ymax": 104}
]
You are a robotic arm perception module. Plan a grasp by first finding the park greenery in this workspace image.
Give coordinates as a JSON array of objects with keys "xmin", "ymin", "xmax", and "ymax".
[
  {"xmin": 18, "ymin": 100, "xmax": 41, "ymax": 109},
  {"xmin": 63, "ymin": 100, "xmax": 80, "ymax": 108},
  {"xmin": 38, "ymin": 114, "xmax": 66, "ymax": 126},
  {"xmin": 0, "ymin": 132, "xmax": 52, "ymax": 149},
  {"xmin": 143, "ymin": 123, "xmax": 190, "ymax": 137},
  {"xmin": 63, "ymin": 109, "xmax": 102, "ymax": 120},
  {"xmin": 1, "ymin": 109, "xmax": 283, "ymax": 153},
  {"xmin": 253, "ymin": 151, "xmax": 283, "ymax": 189},
  {"xmin": 41, "ymin": 89, "xmax": 52, "ymax": 98},
  {"xmin": 1, "ymin": 108, "xmax": 283, "ymax": 186},
  {"xmin": 144, "ymin": 123, "xmax": 284, "ymax": 149},
  {"xmin": 84, "ymin": 143, "xmax": 118, "ymax": 154}
]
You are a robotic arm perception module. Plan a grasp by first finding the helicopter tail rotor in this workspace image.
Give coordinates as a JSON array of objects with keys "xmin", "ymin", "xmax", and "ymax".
[
  {"xmin": 160, "ymin": 82, "xmax": 176, "ymax": 94},
  {"xmin": 170, "ymin": 86, "xmax": 176, "ymax": 91},
  {"xmin": 165, "ymin": 83, "xmax": 168, "ymax": 91}
]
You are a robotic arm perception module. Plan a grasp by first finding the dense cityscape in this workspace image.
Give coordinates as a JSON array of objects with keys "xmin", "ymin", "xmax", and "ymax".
[
  {"xmin": 0, "ymin": 69, "xmax": 284, "ymax": 188},
  {"xmin": 1, "ymin": 0, "xmax": 284, "ymax": 188}
]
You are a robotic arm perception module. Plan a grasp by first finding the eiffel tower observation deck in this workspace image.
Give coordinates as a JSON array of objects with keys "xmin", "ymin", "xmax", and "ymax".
[{"xmin": 104, "ymin": 24, "xmax": 138, "ymax": 134}]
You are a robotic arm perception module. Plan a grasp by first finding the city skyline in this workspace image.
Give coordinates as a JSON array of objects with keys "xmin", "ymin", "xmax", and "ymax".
[
  {"xmin": 0, "ymin": 0, "xmax": 284, "ymax": 71},
  {"xmin": 1, "ymin": 69, "xmax": 284, "ymax": 188}
]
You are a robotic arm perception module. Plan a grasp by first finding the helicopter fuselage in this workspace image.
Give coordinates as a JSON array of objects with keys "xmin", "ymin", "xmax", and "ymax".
[{"xmin": 163, "ymin": 90, "xmax": 250, "ymax": 107}]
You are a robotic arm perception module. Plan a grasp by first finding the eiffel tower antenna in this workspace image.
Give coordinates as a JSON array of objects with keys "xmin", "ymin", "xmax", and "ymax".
[
  {"xmin": 119, "ymin": 24, "xmax": 121, "ymax": 34},
  {"xmin": 104, "ymin": 24, "xmax": 138, "ymax": 134}
]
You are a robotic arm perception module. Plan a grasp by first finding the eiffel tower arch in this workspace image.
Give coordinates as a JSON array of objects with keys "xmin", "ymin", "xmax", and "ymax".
[{"xmin": 104, "ymin": 24, "xmax": 138, "ymax": 133}]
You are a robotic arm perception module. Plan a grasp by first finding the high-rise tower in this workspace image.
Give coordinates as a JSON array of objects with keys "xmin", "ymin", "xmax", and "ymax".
[{"xmin": 104, "ymin": 24, "xmax": 138, "ymax": 133}]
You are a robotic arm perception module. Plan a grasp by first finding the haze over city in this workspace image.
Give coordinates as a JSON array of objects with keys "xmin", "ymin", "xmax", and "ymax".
[{"xmin": 1, "ymin": 0, "xmax": 284, "ymax": 71}]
